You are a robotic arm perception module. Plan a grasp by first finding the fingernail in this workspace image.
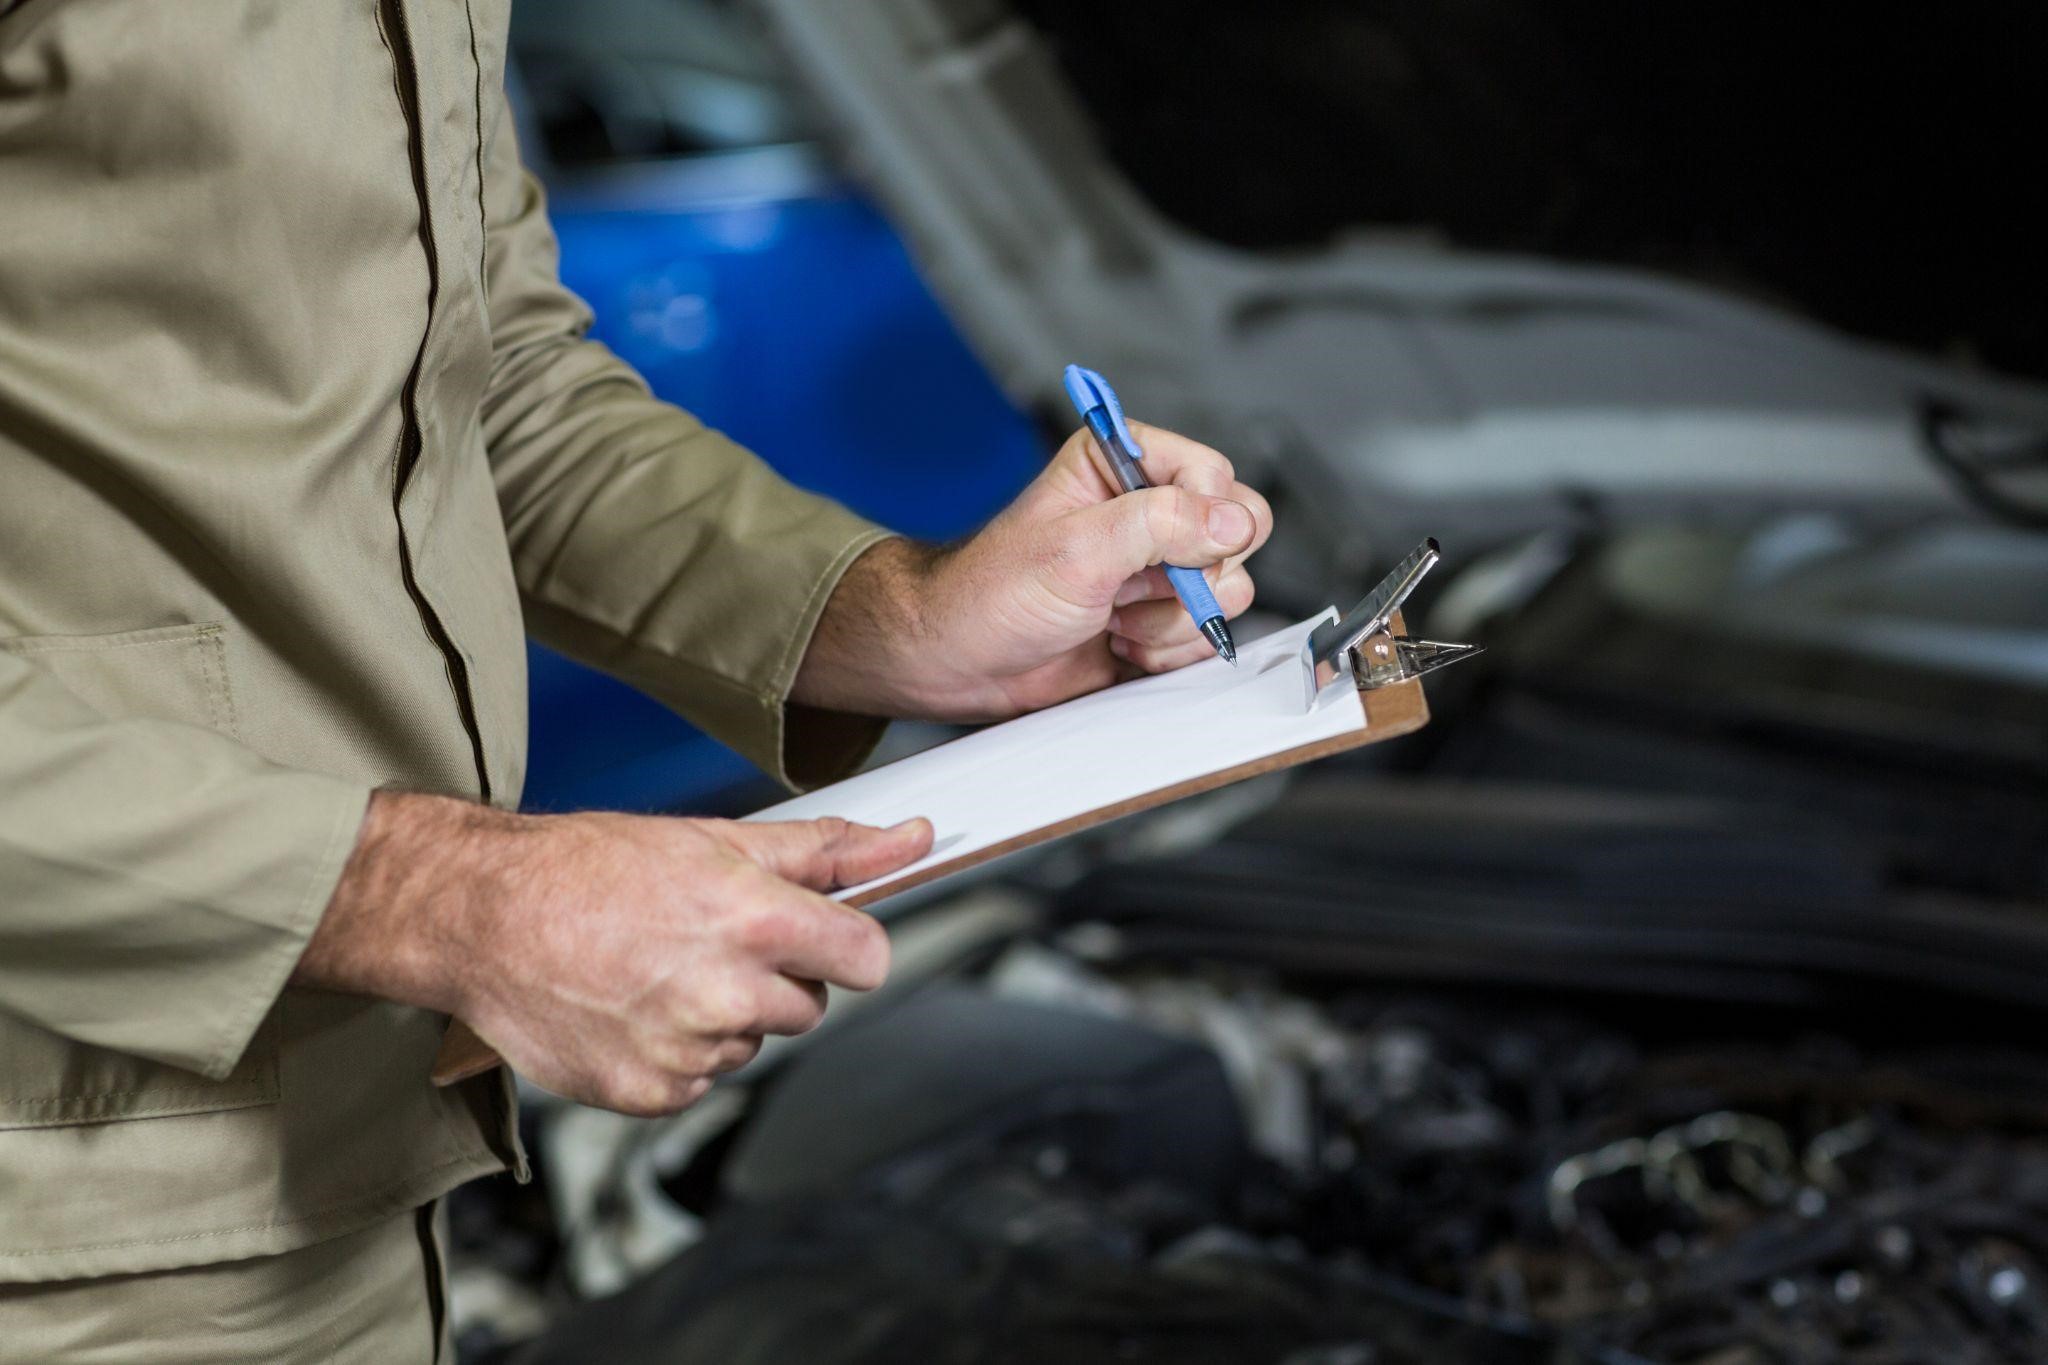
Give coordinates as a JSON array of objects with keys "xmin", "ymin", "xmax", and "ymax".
[
  {"xmin": 1107, "ymin": 612, "xmax": 1122, "ymax": 635},
  {"xmin": 1208, "ymin": 501, "xmax": 1253, "ymax": 547}
]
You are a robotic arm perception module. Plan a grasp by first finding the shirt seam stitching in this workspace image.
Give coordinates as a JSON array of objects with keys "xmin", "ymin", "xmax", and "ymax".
[
  {"xmin": 0, "ymin": 624, "xmax": 224, "ymax": 657},
  {"xmin": 0, "ymin": 1085, "xmax": 271, "ymax": 1109}
]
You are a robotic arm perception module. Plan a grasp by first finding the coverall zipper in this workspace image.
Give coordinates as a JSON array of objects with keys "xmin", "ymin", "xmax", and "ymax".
[{"xmin": 381, "ymin": 0, "xmax": 494, "ymax": 805}]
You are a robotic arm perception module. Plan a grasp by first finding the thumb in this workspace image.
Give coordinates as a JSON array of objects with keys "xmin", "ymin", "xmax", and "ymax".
[
  {"xmin": 1053, "ymin": 487, "xmax": 1256, "ymax": 600},
  {"xmin": 724, "ymin": 816, "xmax": 935, "ymax": 891}
]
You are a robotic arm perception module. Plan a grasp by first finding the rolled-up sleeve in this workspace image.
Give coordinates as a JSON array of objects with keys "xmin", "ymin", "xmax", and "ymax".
[
  {"xmin": 476, "ymin": 98, "xmax": 890, "ymax": 791},
  {"xmin": 0, "ymin": 650, "xmax": 368, "ymax": 1078}
]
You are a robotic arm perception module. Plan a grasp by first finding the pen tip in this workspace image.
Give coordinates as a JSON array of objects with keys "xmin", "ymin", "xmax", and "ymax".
[{"xmin": 1200, "ymin": 616, "xmax": 1238, "ymax": 667}]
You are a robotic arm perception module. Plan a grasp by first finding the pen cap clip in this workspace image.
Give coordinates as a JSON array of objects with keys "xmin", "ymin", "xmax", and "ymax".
[{"xmin": 1063, "ymin": 363, "xmax": 1145, "ymax": 461}]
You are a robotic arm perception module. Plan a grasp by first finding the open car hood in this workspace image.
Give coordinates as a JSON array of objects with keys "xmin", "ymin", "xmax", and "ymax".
[{"xmin": 754, "ymin": 0, "xmax": 2048, "ymax": 564}]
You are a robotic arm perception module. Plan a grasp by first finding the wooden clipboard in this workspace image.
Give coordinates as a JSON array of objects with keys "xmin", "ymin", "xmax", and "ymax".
[{"xmin": 429, "ymin": 619, "xmax": 1430, "ymax": 1088}]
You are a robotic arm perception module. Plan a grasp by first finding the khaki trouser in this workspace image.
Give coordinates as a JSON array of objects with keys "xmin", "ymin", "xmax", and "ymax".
[{"xmin": 0, "ymin": 1204, "xmax": 447, "ymax": 1364}]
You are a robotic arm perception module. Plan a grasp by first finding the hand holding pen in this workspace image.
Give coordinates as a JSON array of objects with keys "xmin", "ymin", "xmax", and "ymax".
[
  {"xmin": 793, "ymin": 370, "xmax": 1268, "ymax": 721},
  {"xmin": 1065, "ymin": 364, "xmax": 1240, "ymax": 665}
]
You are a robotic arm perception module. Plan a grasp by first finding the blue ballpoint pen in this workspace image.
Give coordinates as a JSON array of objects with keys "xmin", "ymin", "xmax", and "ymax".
[{"xmin": 1064, "ymin": 364, "xmax": 1238, "ymax": 666}]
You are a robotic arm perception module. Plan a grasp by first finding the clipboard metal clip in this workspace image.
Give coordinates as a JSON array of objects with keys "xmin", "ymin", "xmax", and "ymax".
[{"xmin": 1302, "ymin": 538, "xmax": 1482, "ymax": 710}]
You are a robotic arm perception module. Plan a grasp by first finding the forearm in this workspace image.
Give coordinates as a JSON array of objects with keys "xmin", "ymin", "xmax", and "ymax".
[
  {"xmin": 292, "ymin": 790, "xmax": 517, "ymax": 1015},
  {"xmin": 788, "ymin": 535, "xmax": 971, "ymax": 720}
]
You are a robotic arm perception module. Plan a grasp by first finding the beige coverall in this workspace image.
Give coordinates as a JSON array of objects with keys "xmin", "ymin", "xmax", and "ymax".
[{"xmin": 0, "ymin": 1, "xmax": 887, "ymax": 1356}]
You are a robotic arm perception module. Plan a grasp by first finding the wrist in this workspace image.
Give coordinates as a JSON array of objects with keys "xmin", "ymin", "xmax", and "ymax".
[
  {"xmin": 791, "ymin": 535, "xmax": 958, "ymax": 718},
  {"xmin": 296, "ymin": 789, "xmax": 526, "ymax": 1016}
]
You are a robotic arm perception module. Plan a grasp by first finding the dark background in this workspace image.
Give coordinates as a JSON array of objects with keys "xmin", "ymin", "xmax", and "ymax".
[{"xmin": 1019, "ymin": 0, "xmax": 2048, "ymax": 381}]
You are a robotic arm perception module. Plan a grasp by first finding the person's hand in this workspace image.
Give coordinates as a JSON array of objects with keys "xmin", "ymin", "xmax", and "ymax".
[
  {"xmin": 295, "ymin": 791, "xmax": 933, "ymax": 1115},
  {"xmin": 796, "ymin": 422, "xmax": 1273, "ymax": 720}
]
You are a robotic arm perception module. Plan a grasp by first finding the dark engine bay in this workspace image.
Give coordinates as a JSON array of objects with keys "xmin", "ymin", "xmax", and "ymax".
[
  {"xmin": 482, "ymin": 525, "xmax": 2048, "ymax": 1365},
  {"xmin": 506, "ymin": 969, "xmax": 2048, "ymax": 1365}
]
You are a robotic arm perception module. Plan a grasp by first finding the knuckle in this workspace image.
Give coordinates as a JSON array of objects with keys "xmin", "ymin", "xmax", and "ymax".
[
  {"xmin": 1132, "ymin": 604, "xmax": 1192, "ymax": 647},
  {"xmin": 1244, "ymin": 486, "xmax": 1274, "ymax": 536},
  {"xmin": 1128, "ymin": 489, "xmax": 1167, "ymax": 546},
  {"xmin": 1189, "ymin": 446, "xmax": 1235, "ymax": 487},
  {"xmin": 713, "ymin": 1036, "xmax": 764, "ymax": 1073},
  {"xmin": 671, "ymin": 1037, "xmax": 723, "ymax": 1078},
  {"xmin": 1126, "ymin": 639, "xmax": 1195, "ymax": 674},
  {"xmin": 846, "ymin": 918, "xmax": 892, "ymax": 991},
  {"xmin": 635, "ymin": 1024, "xmax": 687, "ymax": 1072},
  {"xmin": 1109, "ymin": 603, "xmax": 1150, "ymax": 644},
  {"xmin": 687, "ymin": 974, "xmax": 757, "ymax": 1035},
  {"xmin": 736, "ymin": 901, "xmax": 795, "ymax": 956},
  {"xmin": 606, "ymin": 1064, "xmax": 688, "ymax": 1117},
  {"xmin": 786, "ymin": 994, "xmax": 828, "ymax": 1036},
  {"xmin": 1141, "ymin": 487, "xmax": 1194, "ymax": 551},
  {"xmin": 658, "ymin": 1072, "xmax": 705, "ymax": 1113},
  {"xmin": 702, "ymin": 856, "xmax": 757, "ymax": 903}
]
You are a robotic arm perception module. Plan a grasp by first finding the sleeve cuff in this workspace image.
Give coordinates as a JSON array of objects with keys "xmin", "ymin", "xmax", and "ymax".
[
  {"xmin": 196, "ymin": 777, "xmax": 372, "ymax": 1079},
  {"xmin": 759, "ymin": 529, "xmax": 896, "ymax": 791}
]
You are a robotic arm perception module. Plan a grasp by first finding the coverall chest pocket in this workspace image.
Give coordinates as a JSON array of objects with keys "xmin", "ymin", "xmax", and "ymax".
[{"xmin": 0, "ymin": 623, "xmax": 281, "ymax": 1129}]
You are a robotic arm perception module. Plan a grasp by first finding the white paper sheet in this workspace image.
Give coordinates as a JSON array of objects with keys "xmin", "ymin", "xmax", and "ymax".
[{"xmin": 746, "ymin": 613, "xmax": 1363, "ymax": 901}]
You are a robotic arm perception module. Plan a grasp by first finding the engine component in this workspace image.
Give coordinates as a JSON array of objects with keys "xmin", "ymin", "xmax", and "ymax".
[
  {"xmin": 720, "ymin": 985, "xmax": 1248, "ymax": 1209},
  {"xmin": 1004, "ymin": 960, "xmax": 2048, "ymax": 1365},
  {"xmin": 507, "ymin": 964, "xmax": 2048, "ymax": 1364}
]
